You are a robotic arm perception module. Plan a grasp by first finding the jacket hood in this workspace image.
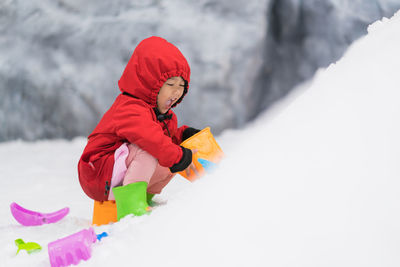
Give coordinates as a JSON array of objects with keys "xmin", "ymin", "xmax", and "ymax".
[{"xmin": 118, "ymin": 36, "xmax": 191, "ymax": 108}]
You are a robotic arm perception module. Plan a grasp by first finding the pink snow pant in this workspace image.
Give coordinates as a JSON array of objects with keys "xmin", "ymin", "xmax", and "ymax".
[{"xmin": 108, "ymin": 143, "xmax": 175, "ymax": 200}]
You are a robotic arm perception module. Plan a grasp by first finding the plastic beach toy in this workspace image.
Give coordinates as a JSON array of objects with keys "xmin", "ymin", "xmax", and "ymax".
[
  {"xmin": 48, "ymin": 228, "xmax": 98, "ymax": 267},
  {"xmin": 179, "ymin": 127, "xmax": 224, "ymax": 181},
  {"xmin": 15, "ymin": 239, "xmax": 42, "ymax": 254},
  {"xmin": 92, "ymin": 200, "xmax": 117, "ymax": 226},
  {"xmin": 10, "ymin": 202, "xmax": 69, "ymax": 226},
  {"xmin": 96, "ymin": 232, "xmax": 108, "ymax": 241}
]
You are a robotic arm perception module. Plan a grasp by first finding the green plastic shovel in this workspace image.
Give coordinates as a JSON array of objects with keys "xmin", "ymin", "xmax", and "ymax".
[{"xmin": 15, "ymin": 239, "xmax": 42, "ymax": 254}]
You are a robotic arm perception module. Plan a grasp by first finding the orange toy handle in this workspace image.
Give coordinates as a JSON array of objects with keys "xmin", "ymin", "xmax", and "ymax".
[{"xmin": 178, "ymin": 127, "xmax": 224, "ymax": 181}]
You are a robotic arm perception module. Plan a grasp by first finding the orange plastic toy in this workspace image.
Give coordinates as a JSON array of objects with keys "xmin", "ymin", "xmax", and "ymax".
[
  {"xmin": 179, "ymin": 127, "xmax": 224, "ymax": 181},
  {"xmin": 92, "ymin": 200, "xmax": 117, "ymax": 226}
]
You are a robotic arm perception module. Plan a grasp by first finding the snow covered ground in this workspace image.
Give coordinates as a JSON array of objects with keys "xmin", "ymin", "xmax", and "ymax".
[{"xmin": 1, "ymin": 10, "xmax": 400, "ymax": 267}]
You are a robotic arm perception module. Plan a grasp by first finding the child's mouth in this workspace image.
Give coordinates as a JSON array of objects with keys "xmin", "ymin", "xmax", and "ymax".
[{"xmin": 165, "ymin": 98, "xmax": 176, "ymax": 109}]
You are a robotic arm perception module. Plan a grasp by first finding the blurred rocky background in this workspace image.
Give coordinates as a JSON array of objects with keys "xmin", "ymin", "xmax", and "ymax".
[{"xmin": 1, "ymin": 0, "xmax": 400, "ymax": 141}]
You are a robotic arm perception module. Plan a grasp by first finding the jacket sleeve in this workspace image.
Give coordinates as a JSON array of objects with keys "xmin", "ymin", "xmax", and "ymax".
[
  {"xmin": 173, "ymin": 125, "xmax": 189, "ymax": 144},
  {"xmin": 113, "ymin": 101, "xmax": 183, "ymax": 168}
]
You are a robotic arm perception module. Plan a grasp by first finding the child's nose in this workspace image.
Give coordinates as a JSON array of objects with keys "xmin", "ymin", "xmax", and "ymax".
[{"xmin": 172, "ymin": 88, "xmax": 181, "ymax": 98}]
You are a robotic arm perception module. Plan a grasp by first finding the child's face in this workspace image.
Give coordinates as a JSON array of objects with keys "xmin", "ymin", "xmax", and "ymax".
[{"xmin": 157, "ymin": 76, "xmax": 185, "ymax": 114}]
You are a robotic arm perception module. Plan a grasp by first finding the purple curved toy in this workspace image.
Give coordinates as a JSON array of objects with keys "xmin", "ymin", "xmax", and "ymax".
[
  {"xmin": 48, "ymin": 228, "xmax": 97, "ymax": 267},
  {"xmin": 10, "ymin": 202, "xmax": 69, "ymax": 226}
]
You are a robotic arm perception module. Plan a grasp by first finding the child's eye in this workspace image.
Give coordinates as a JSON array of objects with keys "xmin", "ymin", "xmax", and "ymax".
[{"xmin": 167, "ymin": 83, "xmax": 174, "ymax": 86}]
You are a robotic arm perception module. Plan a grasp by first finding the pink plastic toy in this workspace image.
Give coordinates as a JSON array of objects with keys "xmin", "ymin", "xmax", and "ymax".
[
  {"xmin": 10, "ymin": 202, "xmax": 69, "ymax": 226},
  {"xmin": 48, "ymin": 228, "xmax": 97, "ymax": 267}
]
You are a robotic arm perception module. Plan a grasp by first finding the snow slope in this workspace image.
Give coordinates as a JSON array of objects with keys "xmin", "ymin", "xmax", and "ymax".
[{"xmin": 1, "ymin": 10, "xmax": 400, "ymax": 267}]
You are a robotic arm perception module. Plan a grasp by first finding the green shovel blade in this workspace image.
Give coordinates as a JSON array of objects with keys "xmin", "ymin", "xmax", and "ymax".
[{"xmin": 15, "ymin": 239, "xmax": 42, "ymax": 254}]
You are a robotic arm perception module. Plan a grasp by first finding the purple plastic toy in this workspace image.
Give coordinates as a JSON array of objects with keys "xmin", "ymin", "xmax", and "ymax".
[
  {"xmin": 48, "ymin": 228, "xmax": 97, "ymax": 267},
  {"xmin": 10, "ymin": 202, "xmax": 69, "ymax": 226}
]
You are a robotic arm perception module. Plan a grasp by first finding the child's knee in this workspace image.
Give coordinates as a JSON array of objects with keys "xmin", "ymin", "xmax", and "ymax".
[{"xmin": 126, "ymin": 143, "xmax": 158, "ymax": 168}]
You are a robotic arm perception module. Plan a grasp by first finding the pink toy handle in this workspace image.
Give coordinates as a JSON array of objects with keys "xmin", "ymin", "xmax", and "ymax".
[{"xmin": 10, "ymin": 202, "xmax": 69, "ymax": 226}]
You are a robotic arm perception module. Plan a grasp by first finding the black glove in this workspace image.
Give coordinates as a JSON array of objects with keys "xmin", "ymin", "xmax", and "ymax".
[
  {"xmin": 182, "ymin": 127, "xmax": 200, "ymax": 142},
  {"xmin": 170, "ymin": 146, "xmax": 192, "ymax": 173}
]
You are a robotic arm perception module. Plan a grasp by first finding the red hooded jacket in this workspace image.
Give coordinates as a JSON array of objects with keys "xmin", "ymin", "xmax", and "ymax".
[{"xmin": 78, "ymin": 37, "xmax": 191, "ymax": 201}]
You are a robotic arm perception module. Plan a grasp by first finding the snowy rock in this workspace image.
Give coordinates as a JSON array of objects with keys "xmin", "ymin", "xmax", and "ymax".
[
  {"xmin": 1, "ymin": 0, "xmax": 400, "ymax": 141},
  {"xmin": 0, "ymin": 0, "xmax": 268, "ymax": 140}
]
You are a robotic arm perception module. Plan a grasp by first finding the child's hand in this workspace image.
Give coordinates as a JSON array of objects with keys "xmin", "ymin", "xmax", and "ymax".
[
  {"xmin": 185, "ymin": 149, "xmax": 198, "ymax": 177},
  {"xmin": 185, "ymin": 162, "xmax": 198, "ymax": 177}
]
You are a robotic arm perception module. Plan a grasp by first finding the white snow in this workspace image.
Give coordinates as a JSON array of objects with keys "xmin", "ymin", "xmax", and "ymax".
[{"xmin": 1, "ymin": 10, "xmax": 400, "ymax": 267}]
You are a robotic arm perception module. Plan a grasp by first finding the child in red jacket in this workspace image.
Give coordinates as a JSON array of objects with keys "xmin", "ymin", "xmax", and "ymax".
[{"xmin": 78, "ymin": 36, "xmax": 199, "ymax": 220}]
